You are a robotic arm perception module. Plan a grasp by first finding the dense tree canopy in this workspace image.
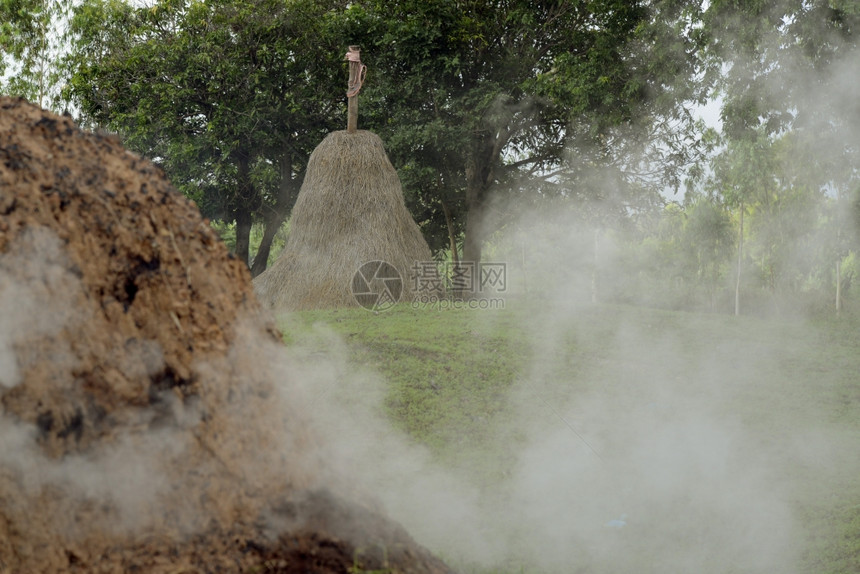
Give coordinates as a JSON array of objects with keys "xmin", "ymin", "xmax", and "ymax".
[
  {"xmin": 1, "ymin": 0, "xmax": 70, "ymax": 106},
  {"xmin": 3, "ymin": 0, "xmax": 859, "ymax": 312},
  {"xmin": 65, "ymin": 0, "xmax": 347, "ymax": 272},
  {"xmin": 700, "ymin": 0, "xmax": 860, "ymax": 311},
  {"xmin": 348, "ymin": 0, "xmax": 711, "ymax": 263},
  {"xmin": 62, "ymin": 0, "xmax": 714, "ymax": 273}
]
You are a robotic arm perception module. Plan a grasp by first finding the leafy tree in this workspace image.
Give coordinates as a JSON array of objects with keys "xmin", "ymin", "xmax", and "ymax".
[
  {"xmin": 681, "ymin": 197, "xmax": 734, "ymax": 310},
  {"xmin": 704, "ymin": 0, "xmax": 860, "ymax": 312},
  {"xmin": 705, "ymin": 0, "xmax": 860, "ymax": 138},
  {"xmin": 63, "ymin": 0, "xmax": 712, "ymax": 280},
  {"xmin": 344, "ymin": 0, "xmax": 711, "ymax": 266},
  {"xmin": 65, "ymin": 0, "xmax": 346, "ymax": 272},
  {"xmin": 708, "ymin": 123, "xmax": 845, "ymax": 315},
  {"xmin": 710, "ymin": 124, "xmax": 782, "ymax": 313},
  {"xmin": 609, "ymin": 197, "xmax": 734, "ymax": 312},
  {"xmin": 1, "ymin": 0, "xmax": 71, "ymax": 107}
]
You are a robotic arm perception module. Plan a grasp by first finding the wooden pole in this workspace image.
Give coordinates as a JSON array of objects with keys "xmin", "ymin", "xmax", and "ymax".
[{"xmin": 346, "ymin": 45, "xmax": 361, "ymax": 133}]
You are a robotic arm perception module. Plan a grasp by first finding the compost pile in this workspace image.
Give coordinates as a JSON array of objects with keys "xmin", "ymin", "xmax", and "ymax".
[{"xmin": 0, "ymin": 97, "xmax": 453, "ymax": 574}]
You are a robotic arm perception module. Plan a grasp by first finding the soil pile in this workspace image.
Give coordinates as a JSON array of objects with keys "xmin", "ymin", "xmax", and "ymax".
[{"xmin": 0, "ymin": 97, "xmax": 453, "ymax": 573}]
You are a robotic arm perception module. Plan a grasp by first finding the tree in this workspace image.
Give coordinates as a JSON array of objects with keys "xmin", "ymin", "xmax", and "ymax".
[
  {"xmin": 710, "ymin": 127, "xmax": 773, "ymax": 314},
  {"xmin": 681, "ymin": 197, "xmax": 734, "ymax": 311},
  {"xmin": 65, "ymin": 0, "xmax": 346, "ymax": 273},
  {"xmin": 1, "ymin": 0, "xmax": 71, "ymax": 108},
  {"xmin": 345, "ymin": 0, "xmax": 710, "ymax": 268},
  {"xmin": 705, "ymin": 0, "xmax": 860, "ymax": 138},
  {"xmin": 705, "ymin": 0, "xmax": 860, "ymax": 313}
]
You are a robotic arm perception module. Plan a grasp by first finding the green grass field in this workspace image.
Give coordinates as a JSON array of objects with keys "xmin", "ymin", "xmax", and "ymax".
[{"xmin": 279, "ymin": 302, "xmax": 860, "ymax": 573}]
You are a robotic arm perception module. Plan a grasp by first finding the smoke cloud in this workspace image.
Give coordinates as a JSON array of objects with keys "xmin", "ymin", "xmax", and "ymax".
[
  {"xmin": 279, "ymin": 302, "xmax": 819, "ymax": 573},
  {"xmin": 251, "ymin": 24, "xmax": 860, "ymax": 572}
]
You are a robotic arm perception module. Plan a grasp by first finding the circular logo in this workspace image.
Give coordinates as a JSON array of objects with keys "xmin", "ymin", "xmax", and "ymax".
[{"xmin": 351, "ymin": 260, "xmax": 403, "ymax": 312}]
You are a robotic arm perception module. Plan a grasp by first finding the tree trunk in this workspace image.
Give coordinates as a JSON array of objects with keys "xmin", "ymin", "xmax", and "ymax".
[
  {"xmin": 592, "ymin": 228, "xmax": 599, "ymax": 304},
  {"xmin": 440, "ymin": 196, "xmax": 459, "ymax": 266},
  {"xmin": 250, "ymin": 211, "xmax": 283, "ymax": 277},
  {"xmin": 250, "ymin": 149, "xmax": 299, "ymax": 277},
  {"xmin": 735, "ymin": 202, "xmax": 744, "ymax": 316},
  {"xmin": 462, "ymin": 138, "xmax": 496, "ymax": 267},
  {"xmin": 836, "ymin": 259, "xmax": 842, "ymax": 315},
  {"xmin": 461, "ymin": 129, "xmax": 506, "ymax": 294},
  {"xmin": 462, "ymin": 185, "xmax": 485, "ymax": 266},
  {"xmin": 234, "ymin": 206, "xmax": 252, "ymax": 267},
  {"xmin": 462, "ymin": 207, "xmax": 484, "ymax": 265},
  {"xmin": 521, "ymin": 238, "xmax": 528, "ymax": 294},
  {"xmin": 233, "ymin": 151, "xmax": 255, "ymax": 267}
]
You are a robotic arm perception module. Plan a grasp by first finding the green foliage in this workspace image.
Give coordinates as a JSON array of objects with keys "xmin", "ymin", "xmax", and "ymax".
[
  {"xmin": 682, "ymin": 198, "xmax": 734, "ymax": 293},
  {"xmin": 605, "ymin": 178, "xmax": 860, "ymax": 315},
  {"xmin": 56, "ymin": 0, "xmax": 714, "ymax": 269},
  {"xmin": 701, "ymin": 113, "xmax": 855, "ymax": 307},
  {"xmin": 347, "ymin": 0, "xmax": 710, "ymax": 260},
  {"xmin": 704, "ymin": 0, "xmax": 860, "ymax": 138},
  {"xmin": 0, "ymin": 0, "xmax": 72, "ymax": 108},
  {"xmin": 64, "ymin": 0, "xmax": 346, "ymax": 266},
  {"xmin": 7, "ymin": 0, "xmax": 854, "ymax": 312},
  {"xmin": 698, "ymin": 0, "xmax": 860, "ymax": 311}
]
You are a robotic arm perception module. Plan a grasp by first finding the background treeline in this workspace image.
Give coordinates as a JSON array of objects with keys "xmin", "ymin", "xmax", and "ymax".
[{"xmin": 2, "ymin": 0, "xmax": 858, "ymax": 316}]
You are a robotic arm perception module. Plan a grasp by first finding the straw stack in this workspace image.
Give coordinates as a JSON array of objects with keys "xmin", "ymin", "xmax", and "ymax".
[{"xmin": 254, "ymin": 129, "xmax": 436, "ymax": 311}]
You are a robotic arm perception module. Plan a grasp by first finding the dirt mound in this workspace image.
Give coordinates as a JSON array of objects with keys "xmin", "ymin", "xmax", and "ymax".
[{"xmin": 0, "ymin": 97, "xmax": 453, "ymax": 573}]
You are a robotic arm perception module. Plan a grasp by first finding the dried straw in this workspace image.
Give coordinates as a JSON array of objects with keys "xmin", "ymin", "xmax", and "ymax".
[{"xmin": 254, "ymin": 130, "xmax": 436, "ymax": 311}]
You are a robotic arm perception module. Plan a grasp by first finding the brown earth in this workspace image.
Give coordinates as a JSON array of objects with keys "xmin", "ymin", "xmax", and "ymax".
[{"xmin": 0, "ymin": 97, "xmax": 454, "ymax": 574}]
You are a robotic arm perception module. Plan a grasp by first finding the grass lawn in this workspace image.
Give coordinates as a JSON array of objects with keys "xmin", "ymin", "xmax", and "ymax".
[{"xmin": 278, "ymin": 302, "xmax": 860, "ymax": 574}]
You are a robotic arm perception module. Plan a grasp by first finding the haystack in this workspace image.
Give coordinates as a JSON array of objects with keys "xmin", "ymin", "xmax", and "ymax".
[{"xmin": 254, "ymin": 129, "xmax": 437, "ymax": 311}]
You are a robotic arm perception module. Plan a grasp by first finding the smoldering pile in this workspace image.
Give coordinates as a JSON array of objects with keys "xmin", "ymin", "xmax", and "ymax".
[{"xmin": 0, "ymin": 97, "xmax": 453, "ymax": 574}]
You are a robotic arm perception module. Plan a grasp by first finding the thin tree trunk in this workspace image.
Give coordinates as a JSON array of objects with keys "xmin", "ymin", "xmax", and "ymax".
[
  {"xmin": 836, "ymin": 192, "xmax": 844, "ymax": 316},
  {"xmin": 250, "ymin": 210, "xmax": 284, "ymax": 277},
  {"xmin": 521, "ymin": 237, "xmax": 528, "ymax": 294},
  {"xmin": 444, "ymin": 196, "xmax": 466, "ymax": 299},
  {"xmin": 735, "ymin": 202, "xmax": 743, "ymax": 316},
  {"xmin": 234, "ymin": 151, "xmax": 255, "ymax": 267},
  {"xmin": 250, "ymin": 150, "xmax": 298, "ymax": 277},
  {"xmin": 440, "ymin": 197, "xmax": 459, "ymax": 266},
  {"xmin": 592, "ymin": 228, "xmax": 599, "ymax": 304},
  {"xmin": 836, "ymin": 259, "xmax": 842, "ymax": 315},
  {"xmin": 234, "ymin": 206, "xmax": 252, "ymax": 266}
]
